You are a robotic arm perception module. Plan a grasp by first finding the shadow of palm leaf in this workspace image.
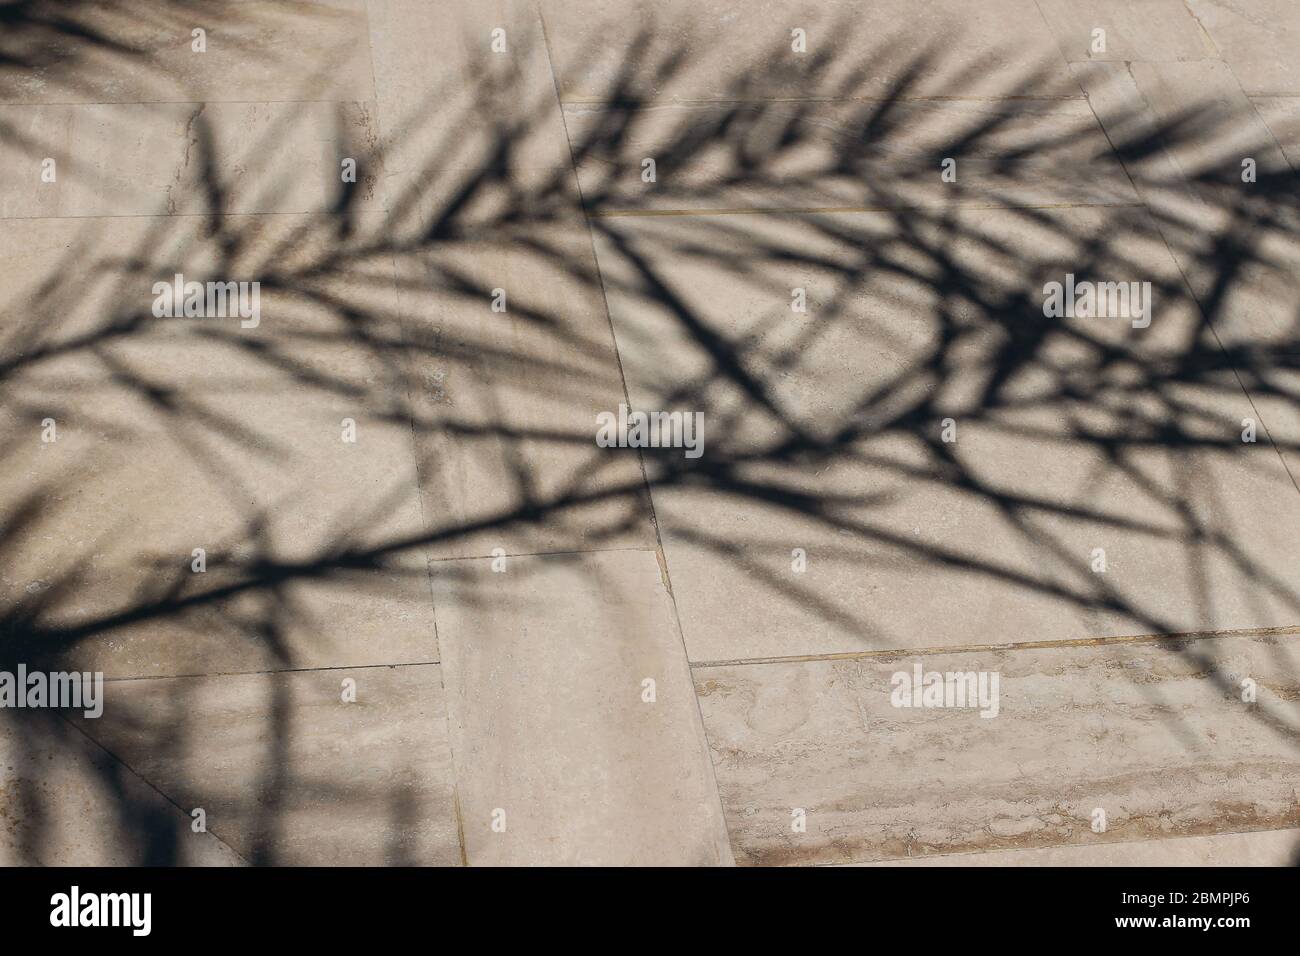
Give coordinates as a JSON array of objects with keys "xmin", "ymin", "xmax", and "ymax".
[{"xmin": 0, "ymin": 2, "xmax": 1297, "ymax": 863}]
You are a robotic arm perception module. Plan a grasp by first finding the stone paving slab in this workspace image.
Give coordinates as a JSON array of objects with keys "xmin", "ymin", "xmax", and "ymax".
[
  {"xmin": 591, "ymin": 207, "xmax": 1300, "ymax": 662},
  {"xmin": 1187, "ymin": 0, "xmax": 1300, "ymax": 95},
  {"xmin": 856, "ymin": 827, "xmax": 1299, "ymax": 865},
  {"xmin": 68, "ymin": 664, "xmax": 461, "ymax": 865},
  {"xmin": 366, "ymin": 0, "xmax": 573, "ymax": 179},
  {"xmin": 0, "ymin": 212, "xmax": 416, "ymax": 388},
  {"xmin": 540, "ymin": 0, "xmax": 1079, "ymax": 105},
  {"xmin": 0, "ymin": 712, "xmax": 245, "ymax": 866},
  {"xmin": 0, "ymin": 379, "xmax": 437, "ymax": 677},
  {"xmin": 395, "ymin": 220, "xmax": 656, "ymax": 560},
  {"xmin": 1091, "ymin": 60, "xmax": 1287, "ymax": 184},
  {"xmin": 1036, "ymin": 0, "xmax": 1218, "ymax": 63},
  {"xmin": 364, "ymin": 0, "xmax": 582, "ymax": 244},
  {"xmin": 1168, "ymin": 226, "xmax": 1300, "ymax": 479},
  {"xmin": 431, "ymin": 550, "xmax": 732, "ymax": 865},
  {"xmin": 3, "ymin": 0, "xmax": 1300, "ymax": 871},
  {"xmin": 0, "ymin": 211, "xmax": 439, "ymax": 677},
  {"xmin": 0, "ymin": 0, "xmax": 375, "ymax": 105},
  {"xmin": 1072, "ymin": 61, "xmax": 1300, "ymax": 481},
  {"xmin": 1252, "ymin": 96, "xmax": 1300, "ymax": 170},
  {"xmin": 695, "ymin": 631, "xmax": 1300, "ymax": 865},
  {"xmin": 564, "ymin": 98, "xmax": 1136, "ymax": 214},
  {"xmin": 0, "ymin": 101, "xmax": 383, "ymax": 219}
]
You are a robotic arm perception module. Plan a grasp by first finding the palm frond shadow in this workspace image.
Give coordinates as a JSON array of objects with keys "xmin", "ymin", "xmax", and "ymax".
[{"xmin": 1, "ymin": 2, "xmax": 1298, "ymax": 863}]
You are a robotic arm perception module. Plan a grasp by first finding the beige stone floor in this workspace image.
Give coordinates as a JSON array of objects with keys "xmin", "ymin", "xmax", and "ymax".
[{"xmin": 0, "ymin": 0, "xmax": 1297, "ymax": 866}]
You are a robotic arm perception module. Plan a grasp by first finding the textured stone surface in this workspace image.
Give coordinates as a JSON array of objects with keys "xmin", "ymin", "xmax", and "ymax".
[
  {"xmin": 858, "ymin": 827, "xmax": 1300, "ymax": 866},
  {"xmin": 0, "ymin": 1, "xmax": 375, "ymax": 105},
  {"xmin": 432, "ymin": 550, "xmax": 732, "ymax": 865},
  {"xmin": 395, "ymin": 221, "xmax": 657, "ymax": 562},
  {"xmin": 0, "ymin": 101, "xmax": 382, "ymax": 219},
  {"xmin": 0, "ymin": 712, "xmax": 245, "ymax": 866},
  {"xmin": 540, "ymin": 0, "xmax": 1078, "ymax": 103},
  {"xmin": 0, "ymin": 212, "xmax": 438, "ymax": 677},
  {"xmin": 1187, "ymin": 0, "xmax": 1300, "ymax": 94},
  {"xmin": 68, "ymin": 665, "xmax": 462, "ymax": 866},
  {"xmin": 565, "ymin": 98, "xmax": 1134, "ymax": 214},
  {"xmin": 696, "ymin": 632, "xmax": 1300, "ymax": 865},
  {"xmin": 1252, "ymin": 96, "xmax": 1300, "ymax": 169},
  {"xmin": 592, "ymin": 207, "xmax": 1300, "ymax": 662},
  {"xmin": 2, "ymin": 0, "xmax": 1299, "ymax": 870},
  {"xmin": 1036, "ymin": 0, "xmax": 1218, "ymax": 62}
]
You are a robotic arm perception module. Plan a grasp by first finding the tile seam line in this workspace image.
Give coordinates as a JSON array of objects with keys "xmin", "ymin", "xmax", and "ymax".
[
  {"xmin": 689, "ymin": 623, "xmax": 1300, "ymax": 669},
  {"xmin": 1180, "ymin": 0, "xmax": 1224, "ymax": 57},
  {"xmin": 1029, "ymin": 0, "xmax": 1066, "ymax": 73},
  {"xmin": 536, "ymin": 0, "xmax": 737, "ymax": 865},
  {"xmin": 1201, "ymin": 63, "xmax": 1300, "ymax": 494},
  {"xmin": 1070, "ymin": 42, "xmax": 1300, "ymax": 496},
  {"xmin": 53, "ymin": 710, "xmax": 253, "ymax": 865},
  {"xmin": 99, "ymin": 659, "xmax": 444, "ymax": 683},
  {"xmin": 1127, "ymin": 52, "xmax": 1300, "ymax": 500},
  {"xmin": 1064, "ymin": 29, "xmax": 1283, "ymax": 502}
]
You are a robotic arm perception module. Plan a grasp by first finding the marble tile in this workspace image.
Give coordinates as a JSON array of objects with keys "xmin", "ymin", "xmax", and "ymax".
[
  {"xmin": 695, "ymin": 631, "xmax": 1300, "ymax": 864},
  {"xmin": 857, "ymin": 827, "xmax": 1300, "ymax": 865}
]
